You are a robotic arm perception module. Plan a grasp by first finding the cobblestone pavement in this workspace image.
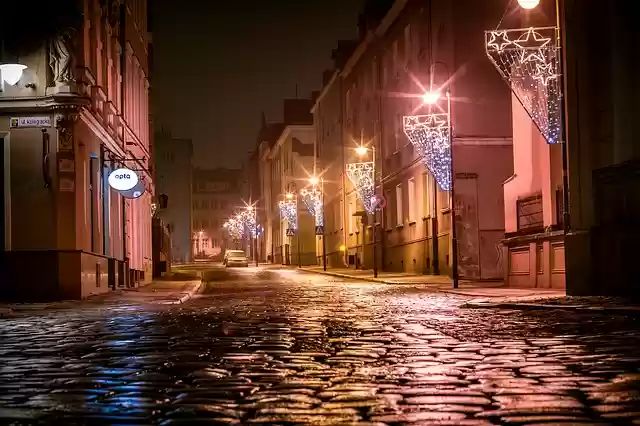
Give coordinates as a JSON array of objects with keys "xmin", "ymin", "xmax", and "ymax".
[{"xmin": 2, "ymin": 267, "xmax": 640, "ymax": 425}]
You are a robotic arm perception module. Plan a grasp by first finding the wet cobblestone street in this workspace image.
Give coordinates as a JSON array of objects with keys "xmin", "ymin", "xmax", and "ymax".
[{"xmin": 2, "ymin": 267, "xmax": 640, "ymax": 425}]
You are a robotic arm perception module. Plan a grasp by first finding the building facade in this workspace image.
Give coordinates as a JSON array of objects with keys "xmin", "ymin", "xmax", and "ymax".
[
  {"xmin": 192, "ymin": 167, "xmax": 243, "ymax": 260},
  {"xmin": 313, "ymin": 0, "xmax": 514, "ymax": 279},
  {"xmin": 154, "ymin": 129, "xmax": 193, "ymax": 263},
  {"xmin": 1, "ymin": 0, "xmax": 153, "ymax": 301},
  {"xmin": 258, "ymin": 99, "xmax": 318, "ymax": 266}
]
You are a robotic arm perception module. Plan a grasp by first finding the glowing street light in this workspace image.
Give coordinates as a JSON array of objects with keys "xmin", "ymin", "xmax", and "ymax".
[
  {"xmin": 422, "ymin": 91, "xmax": 442, "ymax": 105},
  {"xmin": 517, "ymin": 0, "xmax": 540, "ymax": 9},
  {"xmin": 355, "ymin": 145, "xmax": 369, "ymax": 156},
  {"xmin": 0, "ymin": 63, "xmax": 27, "ymax": 86}
]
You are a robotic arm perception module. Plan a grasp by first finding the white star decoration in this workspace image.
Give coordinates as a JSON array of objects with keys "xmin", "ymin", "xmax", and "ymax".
[
  {"xmin": 484, "ymin": 26, "xmax": 562, "ymax": 145},
  {"xmin": 487, "ymin": 31, "xmax": 511, "ymax": 52},
  {"xmin": 403, "ymin": 113, "xmax": 452, "ymax": 191}
]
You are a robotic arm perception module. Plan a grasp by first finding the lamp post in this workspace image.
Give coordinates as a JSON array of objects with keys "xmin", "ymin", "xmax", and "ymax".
[
  {"xmin": 350, "ymin": 144, "xmax": 378, "ymax": 278},
  {"xmin": 404, "ymin": 61, "xmax": 458, "ymax": 288},
  {"xmin": 517, "ymin": 0, "xmax": 570, "ymax": 234},
  {"xmin": 305, "ymin": 176, "xmax": 327, "ymax": 271}
]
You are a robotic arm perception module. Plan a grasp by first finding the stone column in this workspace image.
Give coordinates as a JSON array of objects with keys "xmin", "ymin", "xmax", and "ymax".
[{"xmin": 54, "ymin": 111, "xmax": 80, "ymax": 251}]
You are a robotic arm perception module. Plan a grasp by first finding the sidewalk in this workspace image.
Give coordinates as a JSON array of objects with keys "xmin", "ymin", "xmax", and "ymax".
[
  {"xmin": 296, "ymin": 265, "xmax": 565, "ymax": 301},
  {"xmin": 120, "ymin": 279, "xmax": 203, "ymax": 305},
  {"xmin": 0, "ymin": 278, "xmax": 203, "ymax": 317}
]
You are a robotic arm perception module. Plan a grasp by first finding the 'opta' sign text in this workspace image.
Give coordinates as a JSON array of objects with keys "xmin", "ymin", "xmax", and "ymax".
[{"xmin": 108, "ymin": 168, "xmax": 139, "ymax": 191}]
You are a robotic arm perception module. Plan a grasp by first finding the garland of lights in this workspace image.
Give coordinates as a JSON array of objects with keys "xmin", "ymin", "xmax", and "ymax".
[
  {"xmin": 278, "ymin": 200, "xmax": 298, "ymax": 230},
  {"xmin": 300, "ymin": 188, "xmax": 324, "ymax": 227},
  {"xmin": 224, "ymin": 217, "xmax": 244, "ymax": 240},
  {"xmin": 241, "ymin": 209, "xmax": 257, "ymax": 238},
  {"xmin": 403, "ymin": 114, "xmax": 452, "ymax": 191},
  {"xmin": 346, "ymin": 162, "xmax": 376, "ymax": 214},
  {"xmin": 485, "ymin": 27, "xmax": 561, "ymax": 144}
]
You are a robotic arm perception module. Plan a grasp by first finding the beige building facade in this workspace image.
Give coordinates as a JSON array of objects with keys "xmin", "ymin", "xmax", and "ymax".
[
  {"xmin": 1, "ymin": 0, "xmax": 153, "ymax": 301},
  {"xmin": 313, "ymin": 0, "xmax": 514, "ymax": 279}
]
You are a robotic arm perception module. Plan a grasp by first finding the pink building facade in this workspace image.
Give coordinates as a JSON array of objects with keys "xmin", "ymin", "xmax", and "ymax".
[
  {"xmin": 502, "ymin": 97, "xmax": 565, "ymax": 289},
  {"xmin": 1, "ymin": 0, "xmax": 153, "ymax": 301}
]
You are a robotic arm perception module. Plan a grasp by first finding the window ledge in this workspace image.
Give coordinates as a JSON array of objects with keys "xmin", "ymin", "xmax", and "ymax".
[
  {"xmin": 385, "ymin": 228, "xmax": 393, "ymax": 233},
  {"xmin": 408, "ymin": 220, "xmax": 417, "ymax": 226},
  {"xmin": 441, "ymin": 207, "xmax": 451, "ymax": 214},
  {"xmin": 422, "ymin": 216, "xmax": 431, "ymax": 221},
  {"xmin": 396, "ymin": 224, "xmax": 404, "ymax": 229}
]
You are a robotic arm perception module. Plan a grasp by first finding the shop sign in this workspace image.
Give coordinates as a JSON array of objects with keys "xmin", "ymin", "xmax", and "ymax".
[
  {"xmin": 108, "ymin": 167, "xmax": 138, "ymax": 191},
  {"xmin": 10, "ymin": 116, "xmax": 52, "ymax": 128}
]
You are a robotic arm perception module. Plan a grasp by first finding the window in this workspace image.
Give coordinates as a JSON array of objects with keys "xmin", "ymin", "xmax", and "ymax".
[
  {"xmin": 408, "ymin": 178, "xmax": 416, "ymax": 222},
  {"xmin": 203, "ymin": 238, "xmax": 209, "ymax": 248},
  {"xmin": 395, "ymin": 184, "xmax": 403, "ymax": 226},
  {"xmin": 394, "ymin": 112, "xmax": 402, "ymax": 151},
  {"xmin": 193, "ymin": 200, "xmax": 198, "ymax": 210},
  {"xmin": 385, "ymin": 189, "xmax": 392, "ymax": 228},
  {"xmin": 392, "ymin": 40, "xmax": 399, "ymax": 70},
  {"xmin": 348, "ymin": 196, "xmax": 355, "ymax": 234},
  {"xmin": 201, "ymin": 199, "xmax": 208, "ymax": 209},
  {"xmin": 422, "ymin": 172, "xmax": 434, "ymax": 217},
  {"xmin": 404, "ymin": 24, "xmax": 411, "ymax": 64},
  {"xmin": 439, "ymin": 187, "xmax": 451, "ymax": 210}
]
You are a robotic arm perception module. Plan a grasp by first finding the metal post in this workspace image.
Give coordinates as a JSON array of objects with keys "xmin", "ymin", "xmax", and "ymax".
[
  {"xmin": 432, "ymin": 178, "xmax": 440, "ymax": 275},
  {"xmin": 372, "ymin": 146, "xmax": 378, "ymax": 278},
  {"xmin": 321, "ymin": 178, "xmax": 327, "ymax": 271},
  {"xmin": 447, "ymin": 91, "xmax": 459, "ymax": 289},
  {"xmin": 556, "ymin": 0, "xmax": 570, "ymax": 234}
]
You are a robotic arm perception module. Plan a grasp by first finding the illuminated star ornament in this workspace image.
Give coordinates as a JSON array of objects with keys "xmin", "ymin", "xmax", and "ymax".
[
  {"xmin": 485, "ymin": 26, "xmax": 562, "ymax": 144},
  {"xmin": 403, "ymin": 114, "xmax": 452, "ymax": 191},
  {"xmin": 346, "ymin": 162, "xmax": 376, "ymax": 214},
  {"xmin": 278, "ymin": 200, "xmax": 298, "ymax": 230},
  {"xmin": 300, "ymin": 187, "xmax": 324, "ymax": 227}
]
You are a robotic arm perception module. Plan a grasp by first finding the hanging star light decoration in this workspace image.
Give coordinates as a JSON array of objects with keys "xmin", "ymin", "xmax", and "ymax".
[
  {"xmin": 346, "ymin": 162, "xmax": 376, "ymax": 214},
  {"xmin": 300, "ymin": 187, "xmax": 324, "ymax": 227},
  {"xmin": 225, "ymin": 217, "xmax": 244, "ymax": 240},
  {"xmin": 278, "ymin": 199, "xmax": 298, "ymax": 230},
  {"xmin": 240, "ymin": 209, "xmax": 257, "ymax": 238},
  {"xmin": 485, "ymin": 26, "xmax": 562, "ymax": 144},
  {"xmin": 403, "ymin": 114, "xmax": 452, "ymax": 191}
]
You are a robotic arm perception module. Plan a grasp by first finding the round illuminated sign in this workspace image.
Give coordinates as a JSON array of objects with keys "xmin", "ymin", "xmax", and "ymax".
[
  {"xmin": 120, "ymin": 180, "xmax": 146, "ymax": 199},
  {"xmin": 108, "ymin": 168, "xmax": 138, "ymax": 191}
]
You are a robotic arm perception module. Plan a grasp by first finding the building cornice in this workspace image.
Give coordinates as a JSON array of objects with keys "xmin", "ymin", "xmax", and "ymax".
[
  {"xmin": 311, "ymin": 71, "xmax": 339, "ymax": 113},
  {"xmin": 341, "ymin": 0, "xmax": 410, "ymax": 78}
]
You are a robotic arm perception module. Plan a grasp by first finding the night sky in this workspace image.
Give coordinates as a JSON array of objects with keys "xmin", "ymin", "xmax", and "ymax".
[{"xmin": 152, "ymin": 0, "xmax": 364, "ymax": 168}]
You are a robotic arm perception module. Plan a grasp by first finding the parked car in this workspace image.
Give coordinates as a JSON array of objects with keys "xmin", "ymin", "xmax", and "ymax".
[{"xmin": 223, "ymin": 250, "xmax": 249, "ymax": 267}]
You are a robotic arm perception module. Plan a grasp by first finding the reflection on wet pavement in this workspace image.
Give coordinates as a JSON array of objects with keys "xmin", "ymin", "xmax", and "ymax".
[{"xmin": 1, "ymin": 267, "xmax": 640, "ymax": 425}]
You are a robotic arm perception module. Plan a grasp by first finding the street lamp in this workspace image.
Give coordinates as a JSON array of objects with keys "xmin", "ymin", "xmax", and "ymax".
[
  {"xmin": 0, "ymin": 63, "xmax": 27, "ymax": 86},
  {"xmin": 301, "ymin": 176, "xmax": 327, "ymax": 271},
  {"xmin": 485, "ymin": 0, "xmax": 570, "ymax": 235},
  {"xmin": 347, "ymin": 143, "xmax": 379, "ymax": 278},
  {"xmin": 403, "ymin": 62, "xmax": 459, "ymax": 288},
  {"xmin": 279, "ymin": 189, "xmax": 299, "ymax": 267},
  {"xmin": 517, "ymin": 0, "xmax": 540, "ymax": 9}
]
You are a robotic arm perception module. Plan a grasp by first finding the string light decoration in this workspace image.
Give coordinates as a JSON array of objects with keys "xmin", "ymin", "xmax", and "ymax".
[
  {"xmin": 278, "ymin": 200, "xmax": 298, "ymax": 230},
  {"xmin": 224, "ymin": 217, "xmax": 244, "ymax": 240},
  {"xmin": 346, "ymin": 162, "xmax": 376, "ymax": 214},
  {"xmin": 403, "ymin": 114, "xmax": 452, "ymax": 191},
  {"xmin": 241, "ymin": 209, "xmax": 257, "ymax": 238},
  {"xmin": 300, "ymin": 187, "xmax": 324, "ymax": 227},
  {"xmin": 485, "ymin": 27, "xmax": 562, "ymax": 144}
]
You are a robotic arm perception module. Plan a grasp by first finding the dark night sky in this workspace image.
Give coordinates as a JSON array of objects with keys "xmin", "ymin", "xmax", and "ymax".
[{"xmin": 152, "ymin": 0, "xmax": 364, "ymax": 168}]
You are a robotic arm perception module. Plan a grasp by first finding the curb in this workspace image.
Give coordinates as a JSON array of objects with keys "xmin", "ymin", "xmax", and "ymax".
[
  {"xmin": 296, "ymin": 267, "xmax": 451, "ymax": 287},
  {"xmin": 462, "ymin": 301, "xmax": 640, "ymax": 314},
  {"xmin": 171, "ymin": 280, "xmax": 203, "ymax": 304}
]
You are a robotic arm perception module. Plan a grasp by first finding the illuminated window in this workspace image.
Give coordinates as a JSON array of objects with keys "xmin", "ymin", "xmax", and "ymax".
[
  {"xmin": 396, "ymin": 184, "xmax": 403, "ymax": 226},
  {"xmin": 408, "ymin": 178, "xmax": 416, "ymax": 222}
]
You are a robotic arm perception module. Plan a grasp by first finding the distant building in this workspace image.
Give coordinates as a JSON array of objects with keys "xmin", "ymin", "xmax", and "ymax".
[
  {"xmin": 192, "ymin": 168, "xmax": 243, "ymax": 259},
  {"xmin": 258, "ymin": 99, "xmax": 317, "ymax": 266},
  {"xmin": 1, "ymin": 0, "xmax": 153, "ymax": 301},
  {"xmin": 154, "ymin": 130, "xmax": 193, "ymax": 263}
]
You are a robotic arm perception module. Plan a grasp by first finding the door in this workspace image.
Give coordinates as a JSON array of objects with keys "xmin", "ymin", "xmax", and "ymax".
[
  {"xmin": 2, "ymin": 135, "xmax": 8, "ymax": 250},
  {"xmin": 454, "ymin": 174, "xmax": 481, "ymax": 279}
]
